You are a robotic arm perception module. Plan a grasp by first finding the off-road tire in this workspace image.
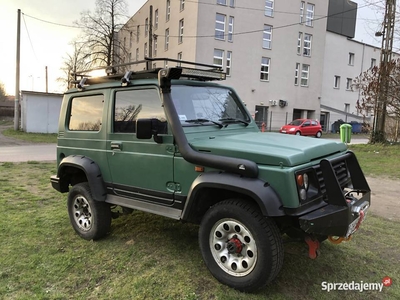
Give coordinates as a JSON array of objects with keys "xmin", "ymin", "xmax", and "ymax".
[
  {"xmin": 199, "ymin": 199, "xmax": 284, "ymax": 292},
  {"xmin": 67, "ymin": 182, "xmax": 111, "ymax": 240}
]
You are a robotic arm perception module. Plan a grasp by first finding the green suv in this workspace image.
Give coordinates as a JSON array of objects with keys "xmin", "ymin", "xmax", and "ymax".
[{"xmin": 51, "ymin": 58, "xmax": 370, "ymax": 292}]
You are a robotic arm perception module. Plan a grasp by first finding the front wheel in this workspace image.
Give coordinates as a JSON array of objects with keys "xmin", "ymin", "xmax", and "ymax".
[
  {"xmin": 295, "ymin": 131, "xmax": 301, "ymax": 136},
  {"xmin": 199, "ymin": 199, "xmax": 284, "ymax": 292},
  {"xmin": 67, "ymin": 182, "xmax": 111, "ymax": 240}
]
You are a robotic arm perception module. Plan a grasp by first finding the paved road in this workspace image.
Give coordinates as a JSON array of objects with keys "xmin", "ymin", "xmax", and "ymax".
[{"xmin": 0, "ymin": 144, "xmax": 57, "ymax": 162}]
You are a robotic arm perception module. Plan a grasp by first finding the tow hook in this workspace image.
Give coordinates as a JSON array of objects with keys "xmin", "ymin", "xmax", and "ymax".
[{"xmin": 305, "ymin": 236, "xmax": 320, "ymax": 259}]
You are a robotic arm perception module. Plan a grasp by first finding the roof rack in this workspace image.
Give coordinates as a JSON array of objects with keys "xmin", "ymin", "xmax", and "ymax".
[{"xmin": 72, "ymin": 57, "xmax": 226, "ymax": 88}]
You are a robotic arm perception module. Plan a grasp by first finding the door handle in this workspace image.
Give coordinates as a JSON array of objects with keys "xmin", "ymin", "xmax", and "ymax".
[{"xmin": 111, "ymin": 142, "xmax": 122, "ymax": 151}]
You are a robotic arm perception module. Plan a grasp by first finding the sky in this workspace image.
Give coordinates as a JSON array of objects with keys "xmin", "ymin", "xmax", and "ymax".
[{"xmin": 0, "ymin": 0, "xmax": 385, "ymax": 96}]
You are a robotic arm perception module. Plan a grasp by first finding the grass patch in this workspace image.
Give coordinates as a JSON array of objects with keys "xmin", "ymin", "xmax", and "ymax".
[
  {"xmin": 0, "ymin": 162, "xmax": 399, "ymax": 299},
  {"xmin": 348, "ymin": 143, "xmax": 400, "ymax": 179},
  {"xmin": 2, "ymin": 128, "xmax": 57, "ymax": 143},
  {"xmin": 0, "ymin": 118, "xmax": 13, "ymax": 126}
]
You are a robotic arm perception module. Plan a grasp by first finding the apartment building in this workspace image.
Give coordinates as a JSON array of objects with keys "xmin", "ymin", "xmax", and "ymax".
[{"xmin": 118, "ymin": 0, "xmax": 384, "ymax": 131}]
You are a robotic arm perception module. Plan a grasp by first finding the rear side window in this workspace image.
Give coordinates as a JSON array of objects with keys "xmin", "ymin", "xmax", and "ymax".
[
  {"xmin": 114, "ymin": 88, "xmax": 167, "ymax": 134},
  {"xmin": 69, "ymin": 95, "xmax": 104, "ymax": 131}
]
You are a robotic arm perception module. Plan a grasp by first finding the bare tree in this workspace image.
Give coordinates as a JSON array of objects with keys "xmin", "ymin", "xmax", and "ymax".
[
  {"xmin": 58, "ymin": 42, "xmax": 90, "ymax": 90},
  {"xmin": 75, "ymin": 0, "xmax": 129, "ymax": 68},
  {"xmin": 353, "ymin": 58, "xmax": 400, "ymax": 142}
]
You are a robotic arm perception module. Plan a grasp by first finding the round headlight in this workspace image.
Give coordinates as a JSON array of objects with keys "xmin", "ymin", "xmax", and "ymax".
[{"xmin": 303, "ymin": 173, "xmax": 309, "ymax": 190}]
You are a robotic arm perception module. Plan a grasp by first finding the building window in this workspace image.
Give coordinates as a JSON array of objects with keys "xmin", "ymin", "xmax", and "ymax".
[
  {"xmin": 177, "ymin": 52, "xmax": 183, "ymax": 66},
  {"xmin": 165, "ymin": 28, "xmax": 169, "ymax": 50},
  {"xmin": 228, "ymin": 16, "xmax": 234, "ymax": 42},
  {"xmin": 154, "ymin": 38, "xmax": 158, "ymax": 57},
  {"xmin": 180, "ymin": 0, "xmax": 185, "ymax": 11},
  {"xmin": 129, "ymin": 32, "xmax": 133, "ymax": 48},
  {"xmin": 230, "ymin": 0, "xmax": 235, "ymax": 7},
  {"xmin": 300, "ymin": 1, "xmax": 305, "ymax": 24},
  {"xmin": 297, "ymin": 32, "xmax": 302, "ymax": 54},
  {"xmin": 136, "ymin": 25, "xmax": 140, "ymax": 43},
  {"xmin": 263, "ymin": 25, "xmax": 272, "ymax": 49},
  {"xmin": 260, "ymin": 57, "xmax": 270, "ymax": 81},
  {"xmin": 265, "ymin": 0, "xmax": 274, "ymax": 17},
  {"xmin": 303, "ymin": 33, "xmax": 312, "ymax": 56},
  {"xmin": 226, "ymin": 51, "xmax": 232, "ymax": 76},
  {"xmin": 301, "ymin": 64, "xmax": 310, "ymax": 86},
  {"xmin": 155, "ymin": 9, "xmax": 159, "ymax": 29},
  {"xmin": 136, "ymin": 48, "xmax": 139, "ymax": 61},
  {"xmin": 371, "ymin": 58, "xmax": 376, "ymax": 68},
  {"xmin": 213, "ymin": 49, "xmax": 224, "ymax": 68},
  {"xmin": 334, "ymin": 75, "xmax": 340, "ymax": 89},
  {"xmin": 179, "ymin": 19, "xmax": 184, "ymax": 44},
  {"xmin": 166, "ymin": 0, "xmax": 171, "ymax": 22},
  {"xmin": 144, "ymin": 43, "xmax": 148, "ymax": 57},
  {"xmin": 217, "ymin": 0, "xmax": 227, "ymax": 5},
  {"xmin": 145, "ymin": 18, "xmax": 149, "ymax": 37},
  {"xmin": 346, "ymin": 78, "xmax": 353, "ymax": 90},
  {"xmin": 215, "ymin": 13, "xmax": 226, "ymax": 40},
  {"xmin": 129, "ymin": 52, "xmax": 131, "ymax": 62},
  {"xmin": 348, "ymin": 53, "xmax": 355, "ymax": 65},
  {"xmin": 294, "ymin": 63, "xmax": 300, "ymax": 85},
  {"xmin": 123, "ymin": 37, "xmax": 126, "ymax": 49},
  {"xmin": 306, "ymin": 3, "xmax": 314, "ymax": 26},
  {"xmin": 344, "ymin": 103, "xmax": 350, "ymax": 113}
]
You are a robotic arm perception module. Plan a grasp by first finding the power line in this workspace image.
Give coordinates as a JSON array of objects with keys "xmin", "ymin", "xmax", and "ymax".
[
  {"xmin": 22, "ymin": 14, "xmax": 40, "ymax": 64},
  {"xmin": 22, "ymin": 13, "xmax": 82, "ymax": 29},
  {"xmin": 154, "ymin": 2, "xmax": 376, "ymax": 39}
]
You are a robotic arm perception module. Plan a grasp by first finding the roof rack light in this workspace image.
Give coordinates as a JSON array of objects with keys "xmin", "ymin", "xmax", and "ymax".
[{"xmin": 180, "ymin": 67, "xmax": 226, "ymax": 80}]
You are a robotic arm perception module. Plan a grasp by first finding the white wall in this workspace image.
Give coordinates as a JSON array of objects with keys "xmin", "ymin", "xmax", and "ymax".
[{"xmin": 21, "ymin": 91, "xmax": 62, "ymax": 133}]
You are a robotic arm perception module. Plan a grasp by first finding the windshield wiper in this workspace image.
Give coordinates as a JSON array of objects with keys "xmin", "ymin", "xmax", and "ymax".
[
  {"xmin": 219, "ymin": 117, "xmax": 250, "ymax": 126},
  {"xmin": 185, "ymin": 118, "xmax": 224, "ymax": 128}
]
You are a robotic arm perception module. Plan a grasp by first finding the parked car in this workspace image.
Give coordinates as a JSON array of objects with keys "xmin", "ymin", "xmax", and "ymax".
[{"xmin": 280, "ymin": 119, "xmax": 322, "ymax": 138}]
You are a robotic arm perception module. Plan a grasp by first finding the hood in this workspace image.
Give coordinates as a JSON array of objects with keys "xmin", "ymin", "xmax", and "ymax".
[{"xmin": 188, "ymin": 132, "xmax": 347, "ymax": 167}]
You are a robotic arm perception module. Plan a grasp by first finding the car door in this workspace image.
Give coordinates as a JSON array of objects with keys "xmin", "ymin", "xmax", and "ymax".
[
  {"xmin": 106, "ymin": 86, "xmax": 176, "ymax": 207},
  {"xmin": 302, "ymin": 120, "xmax": 311, "ymax": 135}
]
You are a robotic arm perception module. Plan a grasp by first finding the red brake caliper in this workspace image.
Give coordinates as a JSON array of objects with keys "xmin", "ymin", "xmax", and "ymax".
[{"xmin": 305, "ymin": 236, "xmax": 320, "ymax": 259}]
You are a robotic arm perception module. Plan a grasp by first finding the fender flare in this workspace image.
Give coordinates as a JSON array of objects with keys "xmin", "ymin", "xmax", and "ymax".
[
  {"xmin": 182, "ymin": 172, "xmax": 284, "ymax": 221},
  {"xmin": 57, "ymin": 155, "xmax": 107, "ymax": 201}
]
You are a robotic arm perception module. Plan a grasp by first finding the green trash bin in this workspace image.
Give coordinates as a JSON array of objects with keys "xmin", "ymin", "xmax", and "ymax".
[{"xmin": 340, "ymin": 124, "xmax": 352, "ymax": 143}]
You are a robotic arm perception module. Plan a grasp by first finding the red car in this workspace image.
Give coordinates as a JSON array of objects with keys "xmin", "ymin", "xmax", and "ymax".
[{"xmin": 279, "ymin": 119, "xmax": 322, "ymax": 138}]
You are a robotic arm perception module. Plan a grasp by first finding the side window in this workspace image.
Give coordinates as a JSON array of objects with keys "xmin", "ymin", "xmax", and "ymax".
[
  {"xmin": 114, "ymin": 89, "xmax": 167, "ymax": 134},
  {"xmin": 69, "ymin": 95, "xmax": 104, "ymax": 131},
  {"xmin": 311, "ymin": 121, "xmax": 317, "ymax": 126},
  {"xmin": 303, "ymin": 121, "xmax": 311, "ymax": 127}
]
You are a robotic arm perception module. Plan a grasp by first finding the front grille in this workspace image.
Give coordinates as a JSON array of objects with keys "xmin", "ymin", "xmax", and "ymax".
[{"xmin": 315, "ymin": 158, "xmax": 350, "ymax": 196}]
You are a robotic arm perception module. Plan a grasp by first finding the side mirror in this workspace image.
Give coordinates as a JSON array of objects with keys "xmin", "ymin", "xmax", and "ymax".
[
  {"xmin": 136, "ymin": 119, "xmax": 153, "ymax": 139},
  {"xmin": 136, "ymin": 118, "xmax": 164, "ymax": 143}
]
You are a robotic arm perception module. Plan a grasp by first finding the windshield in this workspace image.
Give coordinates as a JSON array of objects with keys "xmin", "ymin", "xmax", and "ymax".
[{"xmin": 171, "ymin": 85, "xmax": 250, "ymax": 126}]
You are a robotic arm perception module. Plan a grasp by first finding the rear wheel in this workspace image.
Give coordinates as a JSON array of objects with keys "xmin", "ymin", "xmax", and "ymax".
[
  {"xmin": 199, "ymin": 199, "xmax": 284, "ymax": 292},
  {"xmin": 316, "ymin": 131, "xmax": 322, "ymax": 138},
  {"xmin": 67, "ymin": 182, "xmax": 111, "ymax": 240}
]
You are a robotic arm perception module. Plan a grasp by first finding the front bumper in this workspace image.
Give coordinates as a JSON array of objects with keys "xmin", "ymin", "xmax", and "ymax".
[{"xmin": 298, "ymin": 151, "xmax": 371, "ymax": 237}]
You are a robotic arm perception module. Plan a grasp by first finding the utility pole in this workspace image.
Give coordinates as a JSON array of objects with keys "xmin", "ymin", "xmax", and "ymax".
[
  {"xmin": 372, "ymin": 0, "xmax": 396, "ymax": 143},
  {"xmin": 14, "ymin": 9, "xmax": 21, "ymax": 131},
  {"xmin": 45, "ymin": 66, "xmax": 48, "ymax": 93}
]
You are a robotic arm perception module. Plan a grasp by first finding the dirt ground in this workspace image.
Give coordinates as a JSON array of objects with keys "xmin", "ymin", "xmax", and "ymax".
[{"xmin": 0, "ymin": 119, "xmax": 398, "ymax": 222}]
